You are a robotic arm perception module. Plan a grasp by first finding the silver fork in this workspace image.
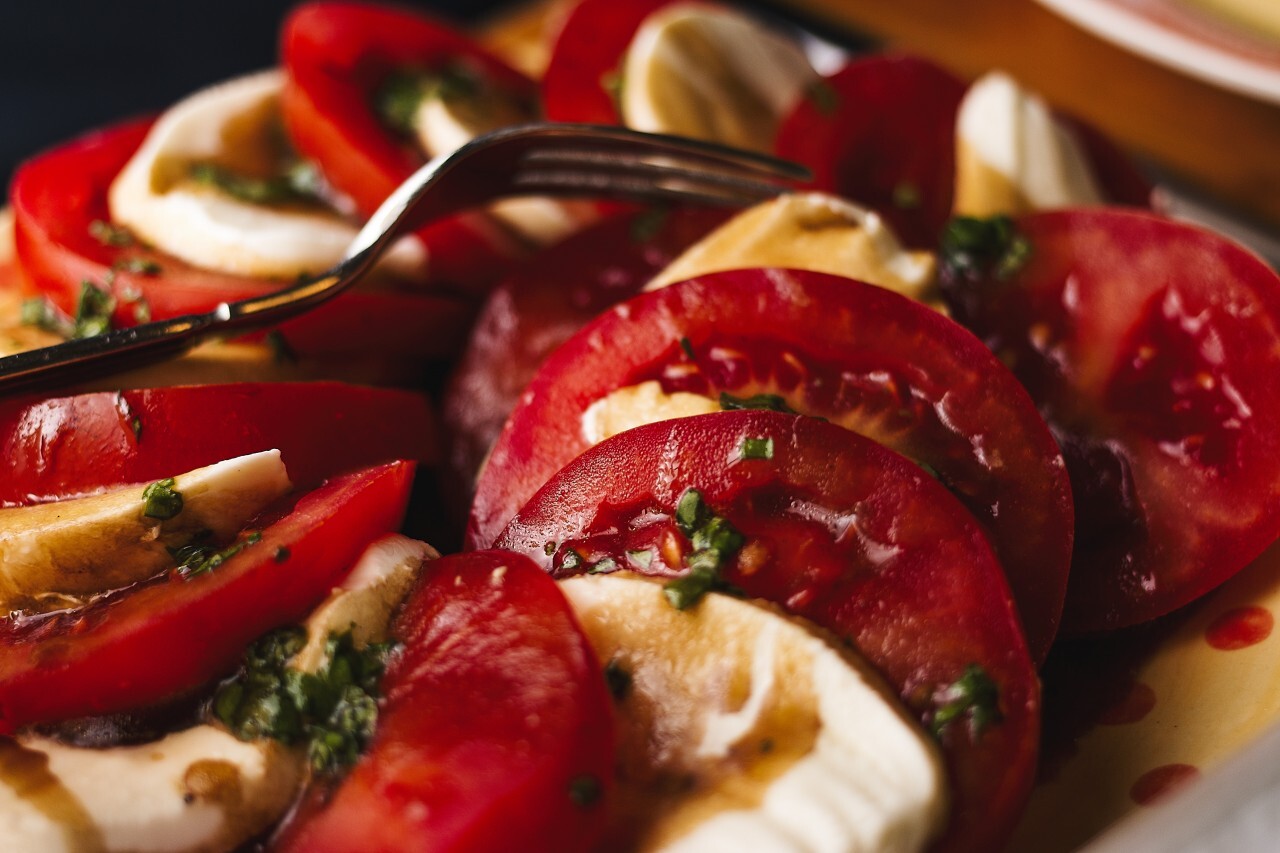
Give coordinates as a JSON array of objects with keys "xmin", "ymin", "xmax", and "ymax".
[{"xmin": 0, "ymin": 123, "xmax": 809, "ymax": 395}]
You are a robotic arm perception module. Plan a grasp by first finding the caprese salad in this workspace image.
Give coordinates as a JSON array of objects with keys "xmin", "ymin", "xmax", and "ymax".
[{"xmin": 2, "ymin": 1, "xmax": 1279, "ymax": 852}]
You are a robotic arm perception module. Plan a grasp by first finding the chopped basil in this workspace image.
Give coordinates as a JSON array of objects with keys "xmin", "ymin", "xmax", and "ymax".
[
  {"xmin": 931, "ymin": 664, "xmax": 1002, "ymax": 739},
  {"xmin": 626, "ymin": 548, "xmax": 654, "ymax": 570},
  {"xmin": 568, "ymin": 774, "xmax": 603, "ymax": 809},
  {"xmin": 804, "ymin": 80, "xmax": 840, "ymax": 116},
  {"xmin": 212, "ymin": 626, "xmax": 394, "ymax": 776},
  {"xmin": 20, "ymin": 297, "xmax": 68, "ymax": 336},
  {"xmin": 664, "ymin": 488, "xmax": 745, "ymax": 610},
  {"xmin": 375, "ymin": 66, "xmax": 480, "ymax": 136},
  {"xmin": 603, "ymin": 658, "xmax": 632, "ymax": 701},
  {"xmin": 939, "ymin": 215, "xmax": 1032, "ymax": 283},
  {"xmin": 189, "ymin": 161, "xmax": 322, "ymax": 207},
  {"xmin": 89, "ymin": 219, "xmax": 135, "ymax": 247},
  {"xmin": 718, "ymin": 392, "xmax": 797, "ymax": 414},
  {"xmin": 739, "ymin": 436, "xmax": 774, "ymax": 460},
  {"xmin": 587, "ymin": 557, "xmax": 618, "ymax": 575},
  {"xmin": 176, "ymin": 530, "xmax": 262, "ymax": 579},
  {"xmin": 112, "ymin": 257, "xmax": 161, "ymax": 276},
  {"xmin": 544, "ymin": 540, "xmax": 558, "ymax": 556},
  {"xmin": 72, "ymin": 281, "xmax": 117, "ymax": 339},
  {"xmin": 674, "ymin": 488, "xmax": 711, "ymax": 537},
  {"xmin": 141, "ymin": 478, "xmax": 183, "ymax": 520},
  {"xmin": 679, "ymin": 336, "xmax": 697, "ymax": 361},
  {"xmin": 600, "ymin": 68, "xmax": 625, "ymax": 113}
]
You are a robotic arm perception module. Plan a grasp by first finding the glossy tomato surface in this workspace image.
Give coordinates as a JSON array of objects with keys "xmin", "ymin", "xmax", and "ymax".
[
  {"xmin": 0, "ymin": 382, "xmax": 436, "ymax": 504},
  {"xmin": 470, "ymin": 268, "xmax": 1072, "ymax": 663},
  {"xmin": 443, "ymin": 205, "xmax": 731, "ymax": 497},
  {"xmin": 0, "ymin": 460, "xmax": 415, "ymax": 732},
  {"xmin": 281, "ymin": 1, "xmax": 534, "ymax": 292},
  {"xmin": 495, "ymin": 410, "xmax": 1038, "ymax": 853},
  {"xmin": 11, "ymin": 118, "xmax": 472, "ymax": 359},
  {"xmin": 941, "ymin": 209, "xmax": 1280, "ymax": 631},
  {"xmin": 275, "ymin": 549, "xmax": 613, "ymax": 853}
]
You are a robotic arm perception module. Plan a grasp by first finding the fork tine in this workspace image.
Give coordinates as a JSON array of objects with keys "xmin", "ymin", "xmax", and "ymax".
[
  {"xmin": 512, "ymin": 159, "xmax": 797, "ymax": 201},
  {"xmin": 511, "ymin": 169, "xmax": 781, "ymax": 208}
]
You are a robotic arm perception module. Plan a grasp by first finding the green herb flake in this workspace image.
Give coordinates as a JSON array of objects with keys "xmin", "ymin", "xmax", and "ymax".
[
  {"xmin": 718, "ymin": 392, "xmax": 797, "ymax": 414},
  {"xmin": 939, "ymin": 215, "xmax": 1032, "ymax": 284},
  {"xmin": 738, "ymin": 436, "xmax": 774, "ymax": 461},
  {"xmin": 603, "ymin": 659, "xmax": 632, "ymax": 701},
  {"xmin": 72, "ymin": 281, "xmax": 117, "ymax": 339},
  {"xmin": 559, "ymin": 548, "xmax": 584, "ymax": 572},
  {"xmin": 629, "ymin": 206, "xmax": 669, "ymax": 244},
  {"xmin": 674, "ymin": 488, "xmax": 709, "ymax": 537},
  {"xmin": 626, "ymin": 548, "xmax": 654, "ymax": 570},
  {"xmin": 600, "ymin": 68, "xmax": 625, "ymax": 112},
  {"xmin": 190, "ymin": 161, "xmax": 320, "ymax": 207},
  {"xmin": 679, "ymin": 336, "xmax": 697, "ymax": 361},
  {"xmin": 663, "ymin": 488, "xmax": 746, "ymax": 610},
  {"xmin": 112, "ymin": 257, "xmax": 162, "ymax": 276},
  {"xmin": 375, "ymin": 66, "xmax": 480, "ymax": 136},
  {"xmin": 892, "ymin": 181, "xmax": 921, "ymax": 210},
  {"xmin": 177, "ymin": 531, "xmax": 262, "ymax": 579},
  {"xmin": 931, "ymin": 664, "xmax": 1003, "ymax": 740},
  {"xmin": 568, "ymin": 774, "xmax": 603, "ymax": 809},
  {"xmin": 805, "ymin": 80, "xmax": 840, "ymax": 116},
  {"xmin": 587, "ymin": 557, "xmax": 618, "ymax": 575},
  {"xmin": 141, "ymin": 478, "xmax": 183, "ymax": 520},
  {"xmin": 21, "ymin": 297, "xmax": 71, "ymax": 336},
  {"xmin": 89, "ymin": 219, "xmax": 135, "ymax": 247},
  {"xmin": 544, "ymin": 540, "xmax": 558, "ymax": 556}
]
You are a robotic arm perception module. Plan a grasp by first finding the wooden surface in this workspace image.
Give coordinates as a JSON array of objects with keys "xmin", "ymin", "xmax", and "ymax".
[{"xmin": 481, "ymin": 0, "xmax": 1280, "ymax": 228}]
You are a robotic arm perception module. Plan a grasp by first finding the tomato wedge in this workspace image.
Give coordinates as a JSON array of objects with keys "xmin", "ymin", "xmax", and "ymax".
[
  {"xmin": 940, "ymin": 209, "xmax": 1280, "ymax": 631},
  {"xmin": 275, "ymin": 550, "xmax": 613, "ymax": 853},
  {"xmin": 775, "ymin": 55, "xmax": 1149, "ymax": 249},
  {"xmin": 495, "ymin": 410, "xmax": 1038, "ymax": 853},
  {"xmin": 469, "ymin": 268, "xmax": 1072, "ymax": 663},
  {"xmin": 281, "ymin": 1, "xmax": 535, "ymax": 293},
  {"xmin": 0, "ymin": 460, "xmax": 415, "ymax": 732},
  {"xmin": 11, "ymin": 118, "xmax": 473, "ymax": 359},
  {"xmin": 442, "ymin": 205, "xmax": 731, "ymax": 498},
  {"xmin": 0, "ymin": 382, "xmax": 436, "ymax": 504}
]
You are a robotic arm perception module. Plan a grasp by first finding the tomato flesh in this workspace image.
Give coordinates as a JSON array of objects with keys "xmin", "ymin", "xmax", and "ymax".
[
  {"xmin": 941, "ymin": 209, "xmax": 1280, "ymax": 631},
  {"xmin": 274, "ymin": 550, "xmax": 613, "ymax": 853},
  {"xmin": 0, "ymin": 382, "xmax": 437, "ymax": 504},
  {"xmin": 0, "ymin": 460, "xmax": 415, "ymax": 732},
  {"xmin": 470, "ymin": 268, "xmax": 1073, "ymax": 663},
  {"xmin": 495, "ymin": 410, "xmax": 1038, "ymax": 853}
]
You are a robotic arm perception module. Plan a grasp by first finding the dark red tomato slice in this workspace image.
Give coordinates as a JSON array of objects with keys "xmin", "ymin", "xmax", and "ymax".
[
  {"xmin": 0, "ymin": 382, "xmax": 436, "ymax": 504},
  {"xmin": 494, "ymin": 410, "xmax": 1038, "ymax": 853},
  {"xmin": 939, "ymin": 209, "xmax": 1280, "ymax": 632},
  {"xmin": 11, "ymin": 118, "xmax": 473, "ymax": 360},
  {"xmin": 0, "ymin": 460, "xmax": 415, "ymax": 732},
  {"xmin": 281, "ymin": 1, "xmax": 536, "ymax": 294},
  {"xmin": 442, "ymin": 205, "xmax": 732, "ymax": 499},
  {"xmin": 274, "ymin": 550, "xmax": 613, "ymax": 853},
  {"xmin": 469, "ymin": 268, "xmax": 1072, "ymax": 663},
  {"xmin": 774, "ymin": 55, "xmax": 1150, "ymax": 250}
]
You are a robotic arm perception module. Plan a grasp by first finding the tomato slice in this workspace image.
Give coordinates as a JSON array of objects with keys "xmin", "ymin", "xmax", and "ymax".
[
  {"xmin": 494, "ymin": 410, "xmax": 1038, "ymax": 853},
  {"xmin": 0, "ymin": 460, "xmax": 415, "ymax": 732},
  {"xmin": 281, "ymin": 1, "xmax": 536, "ymax": 293},
  {"xmin": 774, "ymin": 55, "xmax": 1150, "ymax": 249},
  {"xmin": 469, "ymin": 268, "xmax": 1073, "ymax": 663},
  {"xmin": 0, "ymin": 382, "xmax": 436, "ymax": 504},
  {"xmin": 274, "ymin": 550, "xmax": 613, "ymax": 853},
  {"xmin": 542, "ymin": 0, "xmax": 673, "ymax": 125},
  {"xmin": 442, "ymin": 205, "xmax": 731, "ymax": 499},
  {"xmin": 11, "ymin": 118, "xmax": 473, "ymax": 360},
  {"xmin": 939, "ymin": 209, "xmax": 1280, "ymax": 631}
]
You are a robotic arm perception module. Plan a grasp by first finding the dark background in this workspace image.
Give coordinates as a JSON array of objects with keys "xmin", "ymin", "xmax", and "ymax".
[{"xmin": 0, "ymin": 0, "xmax": 512, "ymax": 192}]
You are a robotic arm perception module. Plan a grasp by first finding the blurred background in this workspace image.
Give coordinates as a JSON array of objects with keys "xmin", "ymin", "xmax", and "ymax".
[{"xmin": 0, "ymin": 0, "xmax": 512, "ymax": 191}]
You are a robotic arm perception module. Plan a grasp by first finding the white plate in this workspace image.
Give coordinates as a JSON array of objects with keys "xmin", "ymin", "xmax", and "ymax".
[{"xmin": 1034, "ymin": 0, "xmax": 1280, "ymax": 104}]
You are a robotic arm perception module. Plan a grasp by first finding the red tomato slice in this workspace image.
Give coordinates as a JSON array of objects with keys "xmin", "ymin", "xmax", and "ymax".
[
  {"xmin": 281, "ymin": 1, "xmax": 535, "ymax": 293},
  {"xmin": 542, "ymin": 0, "xmax": 673, "ymax": 125},
  {"xmin": 774, "ymin": 55, "xmax": 1150, "ymax": 249},
  {"xmin": 494, "ymin": 410, "xmax": 1039, "ymax": 853},
  {"xmin": 274, "ymin": 550, "xmax": 613, "ymax": 853},
  {"xmin": 11, "ymin": 118, "xmax": 473, "ymax": 360},
  {"xmin": 0, "ymin": 382, "xmax": 436, "ymax": 504},
  {"xmin": 940, "ymin": 209, "xmax": 1280, "ymax": 631},
  {"xmin": 442, "ymin": 205, "xmax": 731, "ymax": 500},
  {"xmin": 0, "ymin": 460, "xmax": 415, "ymax": 732},
  {"xmin": 469, "ymin": 268, "xmax": 1073, "ymax": 663}
]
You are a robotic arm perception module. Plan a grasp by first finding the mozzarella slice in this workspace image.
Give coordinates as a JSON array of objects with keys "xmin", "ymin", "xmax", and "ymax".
[
  {"xmin": 620, "ymin": 5, "xmax": 817, "ymax": 152},
  {"xmin": 581, "ymin": 380, "xmax": 720, "ymax": 445},
  {"xmin": 0, "ymin": 450, "xmax": 291, "ymax": 613},
  {"xmin": 560, "ymin": 573, "xmax": 948, "ymax": 852},
  {"xmin": 644, "ymin": 193, "xmax": 940, "ymax": 307},
  {"xmin": 109, "ymin": 70, "xmax": 425, "ymax": 280},
  {"xmin": 952, "ymin": 71, "xmax": 1103, "ymax": 217},
  {"xmin": 0, "ymin": 726, "xmax": 303, "ymax": 853}
]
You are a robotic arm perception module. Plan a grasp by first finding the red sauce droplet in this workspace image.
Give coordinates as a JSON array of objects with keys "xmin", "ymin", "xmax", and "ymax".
[
  {"xmin": 1130, "ymin": 764, "xmax": 1200, "ymax": 806},
  {"xmin": 1205, "ymin": 606, "xmax": 1273, "ymax": 651},
  {"xmin": 1098, "ymin": 681, "xmax": 1156, "ymax": 725}
]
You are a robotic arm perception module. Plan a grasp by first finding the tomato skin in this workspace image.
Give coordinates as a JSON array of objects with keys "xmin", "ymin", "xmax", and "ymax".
[
  {"xmin": 274, "ymin": 550, "xmax": 613, "ymax": 853},
  {"xmin": 0, "ymin": 382, "xmax": 437, "ymax": 504},
  {"xmin": 494, "ymin": 410, "xmax": 1038, "ymax": 853},
  {"xmin": 10, "ymin": 118, "xmax": 474, "ymax": 359},
  {"xmin": 281, "ymin": 1, "xmax": 535, "ymax": 293},
  {"xmin": 0, "ymin": 460, "xmax": 415, "ymax": 733},
  {"xmin": 469, "ymin": 268, "xmax": 1073, "ymax": 663},
  {"xmin": 941, "ymin": 209, "xmax": 1280, "ymax": 631}
]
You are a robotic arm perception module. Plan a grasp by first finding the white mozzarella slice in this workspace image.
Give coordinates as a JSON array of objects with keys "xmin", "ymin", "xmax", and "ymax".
[
  {"xmin": 109, "ymin": 70, "xmax": 425, "ymax": 280},
  {"xmin": 560, "ymin": 573, "xmax": 948, "ymax": 853},
  {"xmin": 0, "ymin": 726, "xmax": 303, "ymax": 853},
  {"xmin": 620, "ymin": 5, "xmax": 817, "ymax": 152},
  {"xmin": 644, "ymin": 192, "xmax": 939, "ymax": 307},
  {"xmin": 953, "ymin": 71, "xmax": 1103, "ymax": 217},
  {"xmin": 581, "ymin": 380, "xmax": 720, "ymax": 445},
  {"xmin": 0, "ymin": 450, "xmax": 291, "ymax": 613}
]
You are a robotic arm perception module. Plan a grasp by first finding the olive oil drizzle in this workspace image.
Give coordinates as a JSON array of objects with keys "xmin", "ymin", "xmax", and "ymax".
[{"xmin": 0, "ymin": 737, "xmax": 105, "ymax": 850}]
